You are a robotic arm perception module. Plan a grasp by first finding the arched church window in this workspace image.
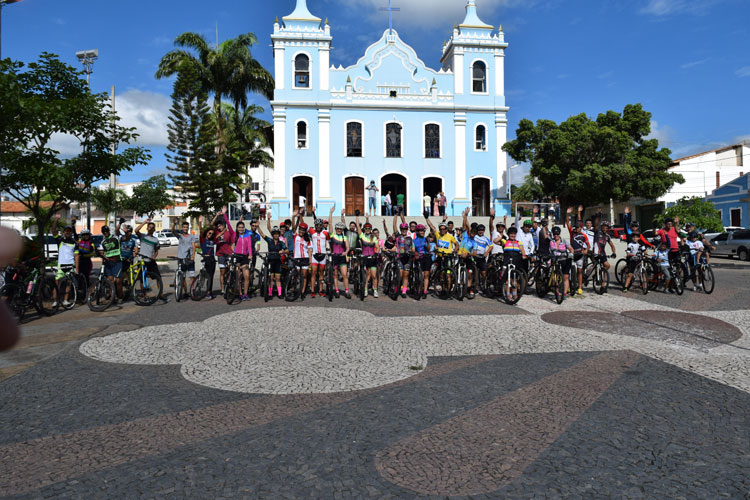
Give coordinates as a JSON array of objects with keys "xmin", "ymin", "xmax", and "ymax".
[
  {"xmin": 425, "ymin": 124, "xmax": 440, "ymax": 158},
  {"xmin": 386, "ymin": 123, "xmax": 402, "ymax": 158},
  {"xmin": 472, "ymin": 61, "xmax": 486, "ymax": 93},
  {"xmin": 297, "ymin": 121, "xmax": 307, "ymax": 149},
  {"xmin": 347, "ymin": 122, "xmax": 362, "ymax": 157},
  {"xmin": 295, "ymin": 54, "xmax": 310, "ymax": 88},
  {"xmin": 475, "ymin": 125, "xmax": 487, "ymax": 151}
]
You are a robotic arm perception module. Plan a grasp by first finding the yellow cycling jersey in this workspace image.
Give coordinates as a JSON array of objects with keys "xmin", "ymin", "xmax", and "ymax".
[{"xmin": 435, "ymin": 233, "xmax": 458, "ymax": 254}]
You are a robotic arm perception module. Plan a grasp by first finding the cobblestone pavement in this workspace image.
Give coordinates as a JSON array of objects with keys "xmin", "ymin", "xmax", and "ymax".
[{"xmin": 0, "ymin": 267, "xmax": 749, "ymax": 499}]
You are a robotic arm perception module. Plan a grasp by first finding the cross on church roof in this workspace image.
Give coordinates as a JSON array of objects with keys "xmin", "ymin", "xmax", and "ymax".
[{"xmin": 379, "ymin": 0, "xmax": 400, "ymax": 34}]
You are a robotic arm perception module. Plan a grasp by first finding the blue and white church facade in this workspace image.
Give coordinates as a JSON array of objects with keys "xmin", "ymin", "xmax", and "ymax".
[{"xmin": 270, "ymin": 0, "xmax": 510, "ymax": 217}]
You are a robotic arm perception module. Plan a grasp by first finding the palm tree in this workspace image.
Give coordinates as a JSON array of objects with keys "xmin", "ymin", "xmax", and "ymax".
[
  {"xmin": 155, "ymin": 32, "xmax": 274, "ymax": 155},
  {"xmin": 221, "ymin": 103, "xmax": 273, "ymax": 200}
]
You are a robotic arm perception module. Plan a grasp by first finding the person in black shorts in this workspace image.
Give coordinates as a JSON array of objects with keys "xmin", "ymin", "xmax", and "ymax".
[{"xmin": 257, "ymin": 224, "xmax": 288, "ymax": 298}]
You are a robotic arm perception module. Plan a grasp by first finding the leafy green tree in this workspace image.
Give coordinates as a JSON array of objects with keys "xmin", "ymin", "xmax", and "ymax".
[
  {"xmin": 511, "ymin": 174, "xmax": 544, "ymax": 202},
  {"xmin": 90, "ymin": 186, "xmax": 127, "ymax": 227},
  {"xmin": 156, "ymin": 32, "xmax": 273, "ymax": 156},
  {"xmin": 123, "ymin": 175, "xmax": 173, "ymax": 218},
  {"xmin": 654, "ymin": 197, "xmax": 724, "ymax": 233},
  {"xmin": 165, "ymin": 68, "xmax": 225, "ymax": 217},
  {"xmin": 503, "ymin": 104, "xmax": 683, "ymax": 212},
  {"xmin": 0, "ymin": 53, "xmax": 149, "ymax": 261},
  {"xmin": 222, "ymin": 103, "xmax": 272, "ymax": 200}
]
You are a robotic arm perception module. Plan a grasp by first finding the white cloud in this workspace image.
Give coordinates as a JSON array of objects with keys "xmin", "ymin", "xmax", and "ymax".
[
  {"xmin": 735, "ymin": 66, "xmax": 750, "ymax": 78},
  {"xmin": 509, "ymin": 162, "xmax": 531, "ymax": 185},
  {"xmin": 339, "ymin": 0, "xmax": 518, "ymax": 31},
  {"xmin": 597, "ymin": 70, "xmax": 614, "ymax": 79},
  {"xmin": 645, "ymin": 120, "xmax": 675, "ymax": 148},
  {"xmin": 116, "ymin": 90, "xmax": 171, "ymax": 147},
  {"xmin": 681, "ymin": 58, "xmax": 710, "ymax": 69},
  {"xmin": 640, "ymin": 0, "xmax": 723, "ymax": 16},
  {"xmin": 46, "ymin": 133, "xmax": 84, "ymax": 156}
]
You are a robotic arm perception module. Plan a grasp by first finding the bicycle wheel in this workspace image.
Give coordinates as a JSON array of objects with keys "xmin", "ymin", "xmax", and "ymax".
[
  {"xmin": 594, "ymin": 266, "xmax": 608, "ymax": 295},
  {"xmin": 435, "ymin": 268, "xmax": 453, "ymax": 300},
  {"xmin": 359, "ymin": 264, "xmax": 367, "ymax": 301},
  {"xmin": 412, "ymin": 266, "xmax": 424, "ymax": 300},
  {"xmin": 554, "ymin": 269, "xmax": 565, "ymax": 304},
  {"xmin": 701, "ymin": 265, "xmax": 715, "ymax": 294},
  {"xmin": 503, "ymin": 270, "xmax": 523, "ymax": 305},
  {"xmin": 247, "ymin": 268, "xmax": 261, "ymax": 297},
  {"xmin": 37, "ymin": 276, "xmax": 59, "ymax": 316},
  {"xmin": 536, "ymin": 267, "xmax": 549, "ymax": 298},
  {"xmin": 614, "ymin": 259, "xmax": 628, "ymax": 285},
  {"xmin": 225, "ymin": 270, "xmax": 238, "ymax": 304},
  {"xmin": 263, "ymin": 267, "xmax": 271, "ymax": 302},
  {"xmin": 638, "ymin": 267, "xmax": 649, "ymax": 295},
  {"xmin": 74, "ymin": 273, "xmax": 89, "ymax": 305},
  {"xmin": 87, "ymin": 279, "xmax": 115, "ymax": 311},
  {"xmin": 672, "ymin": 267, "xmax": 684, "ymax": 295},
  {"xmin": 454, "ymin": 266, "xmax": 466, "ymax": 301},
  {"xmin": 646, "ymin": 260, "xmax": 659, "ymax": 291},
  {"xmin": 1, "ymin": 283, "xmax": 25, "ymax": 321},
  {"xmin": 57, "ymin": 276, "xmax": 77, "ymax": 310},
  {"xmin": 191, "ymin": 270, "xmax": 208, "ymax": 301},
  {"xmin": 133, "ymin": 271, "xmax": 161, "ymax": 306},
  {"xmin": 387, "ymin": 266, "xmax": 400, "ymax": 300},
  {"xmin": 174, "ymin": 271, "xmax": 185, "ymax": 302},
  {"xmin": 285, "ymin": 269, "xmax": 300, "ymax": 302}
]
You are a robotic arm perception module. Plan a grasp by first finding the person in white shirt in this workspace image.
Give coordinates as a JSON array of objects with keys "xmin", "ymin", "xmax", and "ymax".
[
  {"xmin": 685, "ymin": 231, "xmax": 705, "ymax": 291},
  {"xmin": 298, "ymin": 195, "xmax": 306, "ymax": 216},
  {"xmin": 654, "ymin": 240, "xmax": 675, "ymax": 293},
  {"xmin": 422, "ymin": 192, "xmax": 431, "ymax": 218},
  {"xmin": 384, "ymin": 191, "xmax": 392, "ymax": 216},
  {"xmin": 517, "ymin": 220, "xmax": 536, "ymax": 274}
]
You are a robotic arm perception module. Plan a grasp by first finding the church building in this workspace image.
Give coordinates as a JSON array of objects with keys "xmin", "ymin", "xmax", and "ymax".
[{"xmin": 270, "ymin": 0, "xmax": 509, "ymax": 217}]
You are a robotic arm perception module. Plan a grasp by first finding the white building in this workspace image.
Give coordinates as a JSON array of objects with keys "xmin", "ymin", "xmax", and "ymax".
[{"xmin": 661, "ymin": 144, "xmax": 749, "ymax": 205}]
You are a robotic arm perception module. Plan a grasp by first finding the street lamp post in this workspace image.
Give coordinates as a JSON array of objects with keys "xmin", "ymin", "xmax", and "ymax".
[
  {"xmin": 76, "ymin": 49, "xmax": 98, "ymax": 230},
  {"xmin": 0, "ymin": 0, "xmax": 23, "ymax": 60}
]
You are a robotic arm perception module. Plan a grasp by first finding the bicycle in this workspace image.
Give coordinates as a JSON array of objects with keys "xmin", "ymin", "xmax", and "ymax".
[
  {"xmin": 432, "ymin": 254, "xmax": 456, "ymax": 300},
  {"xmin": 454, "ymin": 255, "xmax": 471, "ymax": 301},
  {"xmin": 324, "ymin": 252, "xmax": 336, "ymax": 302},
  {"xmin": 122, "ymin": 257, "xmax": 163, "ymax": 306},
  {"xmin": 654, "ymin": 260, "xmax": 684, "ymax": 295},
  {"xmin": 190, "ymin": 256, "xmax": 213, "ymax": 301},
  {"xmin": 500, "ymin": 261, "xmax": 526, "ymax": 305},
  {"xmin": 696, "ymin": 259, "xmax": 715, "ymax": 294},
  {"xmin": 541, "ymin": 255, "xmax": 567, "ymax": 304},
  {"xmin": 619, "ymin": 250, "xmax": 650, "ymax": 295},
  {"xmin": 224, "ymin": 254, "xmax": 246, "ymax": 305},
  {"xmin": 583, "ymin": 253, "xmax": 611, "ymax": 295},
  {"xmin": 57, "ymin": 266, "xmax": 88, "ymax": 310},
  {"xmin": 408, "ymin": 253, "xmax": 424, "ymax": 300},
  {"xmin": 482, "ymin": 253, "xmax": 503, "ymax": 298},
  {"xmin": 1, "ymin": 260, "xmax": 58, "ymax": 321},
  {"xmin": 173, "ymin": 258, "xmax": 192, "ymax": 302},
  {"xmin": 87, "ymin": 265, "xmax": 116, "ymax": 312},
  {"xmin": 284, "ymin": 257, "xmax": 309, "ymax": 302},
  {"xmin": 380, "ymin": 251, "xmax": 400, "ymax": 301}
]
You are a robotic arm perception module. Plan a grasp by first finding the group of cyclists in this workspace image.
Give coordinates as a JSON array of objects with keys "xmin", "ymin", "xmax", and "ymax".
[{"xmin": 0, "ymin": 202, "xmax": 717, "ymax": 320}]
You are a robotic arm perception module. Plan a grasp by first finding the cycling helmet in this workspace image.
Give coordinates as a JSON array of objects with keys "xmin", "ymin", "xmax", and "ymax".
[
  {"xmin": 689, "ymin": 231, "xmax": 699, "ymax": 238},
  {"xmin": 335, "ymin": 222, "xmax": 345, "ymax": 230},
  {"xmin": 551, "ymin": 226, "xmax": 562, "ymax": 235},
  {"xmin": 477, "ymin": 224, "xmax": 486, "ymax": 231},
  {"xmin": 299, "ymin": 223, "xmax": 308, "ymax": 230},
  {"xmin": 123, "ymin": 224, "xmax": 133, "ymax": 231},
  {"xmin": 101, "ymin": 225, "xmax": 110, "ymax": 233},
  {"xmin": 399, "ymin": 223, "xmax": 409, "ymax": 230},
  {"xmin": 630, "ymin": 220, "xmax": 639, "ymax": 227},
  {"xmin": 600, "ymin": 220, "xmax": 610, "ymax": 227},
  {"xmin": 363, "ymin": 222, "xmax": 372, "ymax": 229},
  {"xmin": 416, "ymin": 224, "xmax": 426, "ymax": 231},
  {"xmin": 314, "ymin": 218, "xmax": 324, "ymax": 226},
  {"xmin": 686, "ymin": 222, "xmax": 696, "ymax": 228},
  {"xmin": 271, "ymin": 226, "xmax": 281, "ymax": 235},
  {"xmin": 523, "ymin": 220, "xmax": 532, "ymax": 227},
  {"xmin": 438, "ymin": 221, "xmax": 448, "ymax": 228},
  {"xmin": 80, "ymin": 228, "xmax": 91, "ymax": 235}
]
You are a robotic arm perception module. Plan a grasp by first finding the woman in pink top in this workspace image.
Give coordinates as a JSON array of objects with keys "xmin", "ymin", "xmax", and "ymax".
[
  {"xmin": 211, "ymin": 207, "xmax": 235, "ymax": 295},
  {"xmin": 549, "ymin": 226, "xmax": 574, "ymax": 297}
]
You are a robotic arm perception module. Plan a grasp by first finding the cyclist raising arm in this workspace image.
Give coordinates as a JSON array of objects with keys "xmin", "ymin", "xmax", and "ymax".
[
  {"xmin": 211, "ymin": 207, "xmax": 235, "ymax": 296},
  {"xmin": 257, "ymin": 223, "xmax": 287, "ymax": 298}
]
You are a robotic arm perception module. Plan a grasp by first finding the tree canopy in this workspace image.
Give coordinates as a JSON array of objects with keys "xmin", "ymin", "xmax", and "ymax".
[
  {"xmin": 654, "ymin": 197, "xmax": 724, "ymax": 233},
  {"xmin": 502, "ymin": 104, "xmax": 683, "ymax": 209},
  {"xmin": 0, "ymin": 53, "xmax": 149, "ymax": 259},
  {"xmin": 123, "ymin": 175, "xmax": 173, "ymax": 218}
]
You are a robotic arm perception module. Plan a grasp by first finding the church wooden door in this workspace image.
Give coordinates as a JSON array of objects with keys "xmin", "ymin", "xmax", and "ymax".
[{"xmin": 345, "ymin": 177, "xmax": 365, "ymax": 215}]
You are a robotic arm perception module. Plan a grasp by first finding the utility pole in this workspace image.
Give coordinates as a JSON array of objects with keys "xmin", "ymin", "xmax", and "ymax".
[
  {"xmin": 109, "ymin": 85, "xmax": 117, "ymax": 228},
  {"xmin": 76, "ymin": 49, "xmax": 98, "ymax": 230}
]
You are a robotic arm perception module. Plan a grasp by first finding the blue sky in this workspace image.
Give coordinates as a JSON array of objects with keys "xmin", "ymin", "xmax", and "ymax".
[{"xmin": 4, "ymin": 0, "xmax": 749, "ymax": 184}]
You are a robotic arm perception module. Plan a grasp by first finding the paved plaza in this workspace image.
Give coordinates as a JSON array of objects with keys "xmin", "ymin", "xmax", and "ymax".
[{"xmin": 1, "ymin": 266, "xmax": 749, "ymax": 499}]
